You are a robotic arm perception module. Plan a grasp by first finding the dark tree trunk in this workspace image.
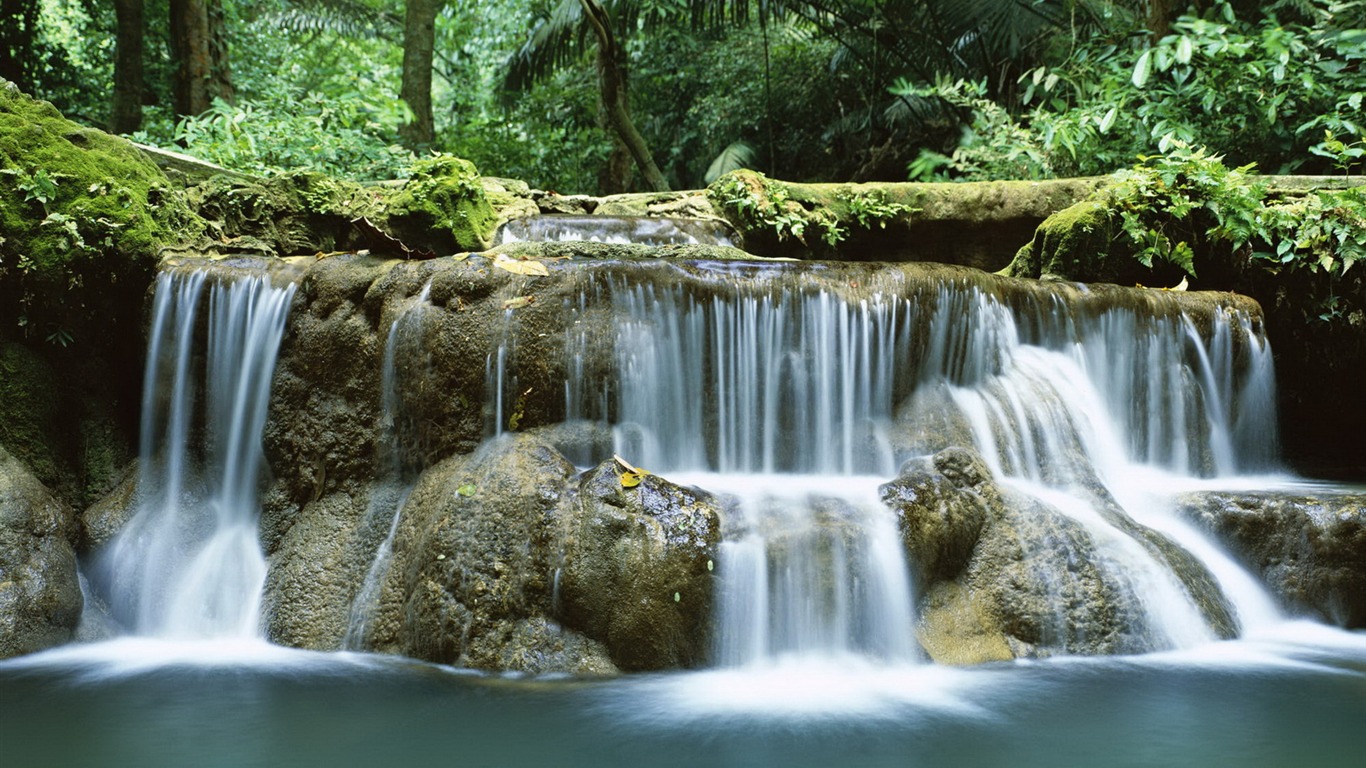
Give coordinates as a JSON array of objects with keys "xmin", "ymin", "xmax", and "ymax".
[
  {"xmin": 0, "ymin": 0, "xmax": 41, "ymax": 91},
  {"xmin": 111, "ymin": 0, "xmax": 145, "ymax": 133},
  {"xmin": 398, "ymin": 0, "xmax": 439, "ymax": 150},
  {"xmin": 170, "ymin": 0, "xmax": 231, "ymax": 118},
  {"xmin": 578, "ymin": 0, "xmax": 668, "ymax": 193},
  {"xmin": 599, "ymin": 135, "xmax": 633, "ymax": 194}
]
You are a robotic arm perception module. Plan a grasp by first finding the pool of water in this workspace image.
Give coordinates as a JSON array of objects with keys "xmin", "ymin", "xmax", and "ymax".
[{"xmin": 3, "ymin": 623, "xmax": 1364, "ymax": 768}]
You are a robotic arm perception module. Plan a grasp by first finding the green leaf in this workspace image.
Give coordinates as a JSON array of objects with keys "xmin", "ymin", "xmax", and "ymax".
[
  {"xmin": 1175, "ymin": 36, "xmax": 1194, "ymax": 65},
  {"xmin": 1133, "ymin": 50, "xmax": 1153, "ymax": 89},
  {"xmin": 1098, "ymin": 107, "xmax": 1118, "ymax": 135}
]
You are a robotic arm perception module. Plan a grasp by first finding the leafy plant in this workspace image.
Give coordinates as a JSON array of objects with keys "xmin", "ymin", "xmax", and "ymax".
[
  {"xmin": 1100, "ymin": 141, "xmax": 1365, "ymax": 325},
  {"xmin": 135, "ymin": 93, "xmax": 415, "ymax": 181},
  {"xmin": 841, "ymin": 189, "xmax": 918, "ymax": 229},
  {"xmin": 710, "ymin": 171, "xmax": 845, "ymax": 247}
]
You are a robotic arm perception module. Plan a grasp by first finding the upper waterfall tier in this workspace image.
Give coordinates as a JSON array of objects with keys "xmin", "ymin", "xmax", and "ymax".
[
  {"xmin": 245, "ymin": 254, "xmax": 1276, "ymax": 494},
  {"xmin": 495, "ymin": 215, "xmax": 735, "ymax": 247}
]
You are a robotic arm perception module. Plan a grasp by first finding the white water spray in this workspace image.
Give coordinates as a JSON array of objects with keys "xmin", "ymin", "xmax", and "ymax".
[{"xmin": 96, "ymin": 270, "xmax": 295, "ymax": 639}]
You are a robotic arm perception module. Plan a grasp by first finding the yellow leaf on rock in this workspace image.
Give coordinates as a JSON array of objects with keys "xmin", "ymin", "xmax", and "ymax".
[
  {"xmin": 502, "ymin": 295, "xmax": 536, "ymax": 310},
  {"xmin": 492, "ymin": 256, "xmax": 550, "ymax": 276},
  {"xmin": 620, "ymin": 470, "xmax": 650, "ymax": 488}
]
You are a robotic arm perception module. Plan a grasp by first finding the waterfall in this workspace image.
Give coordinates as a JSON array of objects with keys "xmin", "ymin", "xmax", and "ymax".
[
  {"xmin": 576, "ymin": 278, "xmax": 924, "ymax": 666},
  {"xmin": 94, "ymin": 270, "xmax": 295, "ymax": 640},
  {"xmin": 564, "ymin": 269, "xmax": 1282, "ymax": 663},
  {"xmin": 343, "ymin": 285, "xmax": 430, "ymax": 649}
]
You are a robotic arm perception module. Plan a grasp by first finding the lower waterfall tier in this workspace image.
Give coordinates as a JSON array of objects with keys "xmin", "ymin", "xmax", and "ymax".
[{"xmin": 64, "ymin": 252, "xmax": 1366, "ymax": 673}]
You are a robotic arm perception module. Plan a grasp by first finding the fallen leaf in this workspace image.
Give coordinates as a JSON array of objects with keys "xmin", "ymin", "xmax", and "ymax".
[
  {"xmin": 502, "ymin": 295, "xmax": 536, "ymax": 310},
  {"xmin": 456, "ymin": 483, "xmax": 477, "ymax": 497},
  {"xmin": 492, "ymin": 255, "xmax": 550, "ymax": 276}
]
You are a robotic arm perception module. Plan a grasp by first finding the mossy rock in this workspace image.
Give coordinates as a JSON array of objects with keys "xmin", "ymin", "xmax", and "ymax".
[
  {"xmin": 186, "ymin": 171, "xmax": 387, "ymax": 256},
  {"xmin": 708, "ymin": 169, "xmax": 1102, "ymax": 269},
  {"xmin": 0, "ymin": 79, "xmax": 202, "ymax": 338},
  {"xmin": 385, "ymin": 156, "xmax": 498, "ymax": 253}
]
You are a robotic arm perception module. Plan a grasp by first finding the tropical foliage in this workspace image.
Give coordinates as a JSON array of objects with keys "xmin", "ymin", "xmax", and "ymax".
[{"xmin": 5, "ymin": 0, "xmax": 1364, "ymax": 191}]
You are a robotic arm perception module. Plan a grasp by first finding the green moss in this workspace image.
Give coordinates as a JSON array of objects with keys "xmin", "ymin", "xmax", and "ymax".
[
  {"xmin": 187, "ymin": 170, "xmax": 386, "ymax": 255},
  {"xmin": 1004, "ymin": 198, "xmax": 1123, "ymax": 282},
  {"xmin": 0, "ymin": 81, "xmax": 203, "ymax": 342},
  {"xmin": 709, "ymin": 170, "xmax": 1104, "ymax": 263},
  {"xmin": 385, "ymin": 156, "xmax": 498, "ymax": 253}
]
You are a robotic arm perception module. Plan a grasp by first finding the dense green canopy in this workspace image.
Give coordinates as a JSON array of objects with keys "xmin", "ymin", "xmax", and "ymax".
[{"xmin": 4, "ymin": 0, "xmax": 1362, "ymax": 192}]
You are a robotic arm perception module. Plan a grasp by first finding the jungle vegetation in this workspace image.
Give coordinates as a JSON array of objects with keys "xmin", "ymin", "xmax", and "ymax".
[{"xmin": 2, "ymin": 0, "xmax": 1362, "ymax": 193}]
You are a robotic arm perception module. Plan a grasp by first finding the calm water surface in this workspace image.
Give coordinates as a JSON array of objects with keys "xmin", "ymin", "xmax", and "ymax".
[{"xmin": 2, "ymin": 623, "xmax": 1364, "ymax": 768}]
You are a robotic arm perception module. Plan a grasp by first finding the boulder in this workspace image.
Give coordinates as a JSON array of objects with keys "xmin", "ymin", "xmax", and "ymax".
[
  {"xmin": 1177, "ymin": 490, "xmax": 1366, "ymax": 626},
  {"xmin": 368, "ymin": 434, "xmax": 616, "ymax": 673},
  {"xmin": 0, "ymin": 447, "xmax": 81, "ymax": 657},
  {"xmin": 883, "ymin": 447, "xmax": 1233, "ymax": 664},
  {"xmin": 556, "ymin": 460, "xmax": 721, "ymax": 670}
]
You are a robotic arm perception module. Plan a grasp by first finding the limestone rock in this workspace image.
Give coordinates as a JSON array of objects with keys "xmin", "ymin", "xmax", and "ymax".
[
  {"xmin": 0, "ymin": 448, "xmax": 81, "ymax": 658},
  {"xmin": 885, "ymin": 447, "xmax": 1228, "ymax": 663},
  {"xmin": 557, "ymin": 460, "xmax": 721, "ymax": 671},
  {"xmin": 369, "ymin": 434, "xmax": 607, "ymax": 671},
  {"xmin": 880, "ymin": 448, "xmax": 991, "ymax": 585},
  {"xmin": 1177, "ymin": 490, "xmax": 1366, "ymax": 626},
  {"xmin": 262, "ymin": 486, "xmax": 378, "ymax": 650}
]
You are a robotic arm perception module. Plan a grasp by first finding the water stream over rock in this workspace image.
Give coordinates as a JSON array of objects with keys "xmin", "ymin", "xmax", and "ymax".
[
  {"xmin": 91, "ymin": 268, "xmax": 295, "ymax": 639},
  {"xmin": 78, "ymin": 236, "xmax": 1326, "ymax": 672}
]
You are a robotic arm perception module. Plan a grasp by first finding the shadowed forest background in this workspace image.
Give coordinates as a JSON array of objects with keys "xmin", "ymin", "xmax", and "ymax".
[{"xmin": 3, "ymin": 0, "xmax": 1363, "ymax": 192}]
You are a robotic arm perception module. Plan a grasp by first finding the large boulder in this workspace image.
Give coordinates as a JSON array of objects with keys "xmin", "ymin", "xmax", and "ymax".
[
  {"xmin": 0, "ymin": 447, "xmax": 81, "ymax": 657},
  {"xmin": 556, "ymin": 460, "xmax": 721, "ymax": 670},
  {"xmin": 366, "ymin": 434, "xmax": 615, "ymax": 674},
  {"xmin": 882, "ymin": 447, "xmax": 1234, "ymax": 664},
  {"xmin": 1177, "ymin": 490, "xmax": 1366, "ymax": 626}
]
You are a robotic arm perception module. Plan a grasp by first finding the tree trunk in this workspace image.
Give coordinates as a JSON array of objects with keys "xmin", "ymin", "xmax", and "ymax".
[
  {"xmin": 398, "ymin": 0, "xmax": 440, "ymax": 150},
  {"xmin": 0, "ymin": 0, "xmax": 41, "ymax": 91},
  {"xmin": 170, "ymin": 0, "xmax": 231, "ymax": 118},
  {"xmin": 578, "ymin": 0, "xmax": 669, "ymax": 193},
  {"xmin": 111, "ymin": 0, "xmax": 145, "ymax": 133},
  {"xmin": 1147, "ymin": 0, "xmax": 1177, "ymax": 38}
]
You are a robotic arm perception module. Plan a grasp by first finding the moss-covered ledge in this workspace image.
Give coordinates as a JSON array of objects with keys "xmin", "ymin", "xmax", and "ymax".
[{"xmin": 704, "ymin": 169, "xmax": 1107, "ymax": 269}]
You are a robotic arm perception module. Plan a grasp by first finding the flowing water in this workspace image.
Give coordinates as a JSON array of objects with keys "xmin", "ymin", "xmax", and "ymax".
[
  {"xmin": 341, "ymin": 285, "xmax": 431, "ymax": 649},
  {"xmin": 91, "ymin": 270, "xmax": 295, "ymax": 639},
  {"xmin": 554, "ymin": 271, "xmax": 1284, "ymax": 661},
  {"xmin": 27, "ymin": 243, "xmax": 1365, "ymax": 766}
]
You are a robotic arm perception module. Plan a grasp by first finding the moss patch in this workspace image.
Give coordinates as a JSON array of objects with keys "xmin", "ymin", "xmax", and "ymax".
[
  {"xmin": 385, "ymin": 156, "xmax": 498, "ymax": 253},
  {"xmin": 707, "ymin": 170, "xmax": 1103, "ymax": 268},
  {"xmin": 0, "ymin": 80, "xmax": 202, "ymax": 342}
]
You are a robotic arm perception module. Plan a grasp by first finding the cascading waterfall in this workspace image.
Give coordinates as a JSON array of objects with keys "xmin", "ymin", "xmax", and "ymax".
[
  {"xmin": 569, "ymin": 277, "xmax": 927, "ymax": 665},
  {"xmin": 342, "ymin": 285, "xmax": 431, "ymax": 649},
  {"xmin": 94, "ymin": 269, "xmax": 295, "ymax": 639},
  {"xmin": 563, "ymin": 270, "xmax": 1282, "ymax": 663}
]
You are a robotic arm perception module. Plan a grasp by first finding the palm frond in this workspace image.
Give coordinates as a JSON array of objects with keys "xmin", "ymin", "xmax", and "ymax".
[
  {"xmin": 270, "ymin": 0, "xmax": 400, "ymax": 40},
  {"xmin": 502, "ymin": 0, "xmax": 592, "ymax": 95},
  {"xmin": 704, "ymin": 140, "xmax": 756, "ymax": 182}
]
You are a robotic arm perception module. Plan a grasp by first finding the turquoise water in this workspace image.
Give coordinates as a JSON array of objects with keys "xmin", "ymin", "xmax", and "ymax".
[{"xmin": 3, "ymin": 624, "xmax": 1364, "ymax": 768}]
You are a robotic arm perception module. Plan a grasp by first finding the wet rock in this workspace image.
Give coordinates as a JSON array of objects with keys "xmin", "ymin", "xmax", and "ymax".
[
  {"xmin": 370, "ymin": 434, "xmax": 604, "ymax": 671},
  {"xmin": 1177, "ymin": 490, "xmax": 1366, "ymax": 627},
  {"xmin": 262, "ymin": 486, "xmax": 377, "ymax": 650},
  {"xmin": 557, "ymin": 461, "xmax": 721, "ymax": 670},
  {"xmin": 79, "ymin": 460, "xmax": 138, "ymax": 552},
  {"xmin": 880, "ymin": 448, "xmax": 990, "ymax": 585},
  {"xmin": 0, "ymin": 448, "xmax": 81, "ymax": 658},
  {"xmin": 884, "ymin": 447, "xmax": 1209, "ymax": 664}
]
